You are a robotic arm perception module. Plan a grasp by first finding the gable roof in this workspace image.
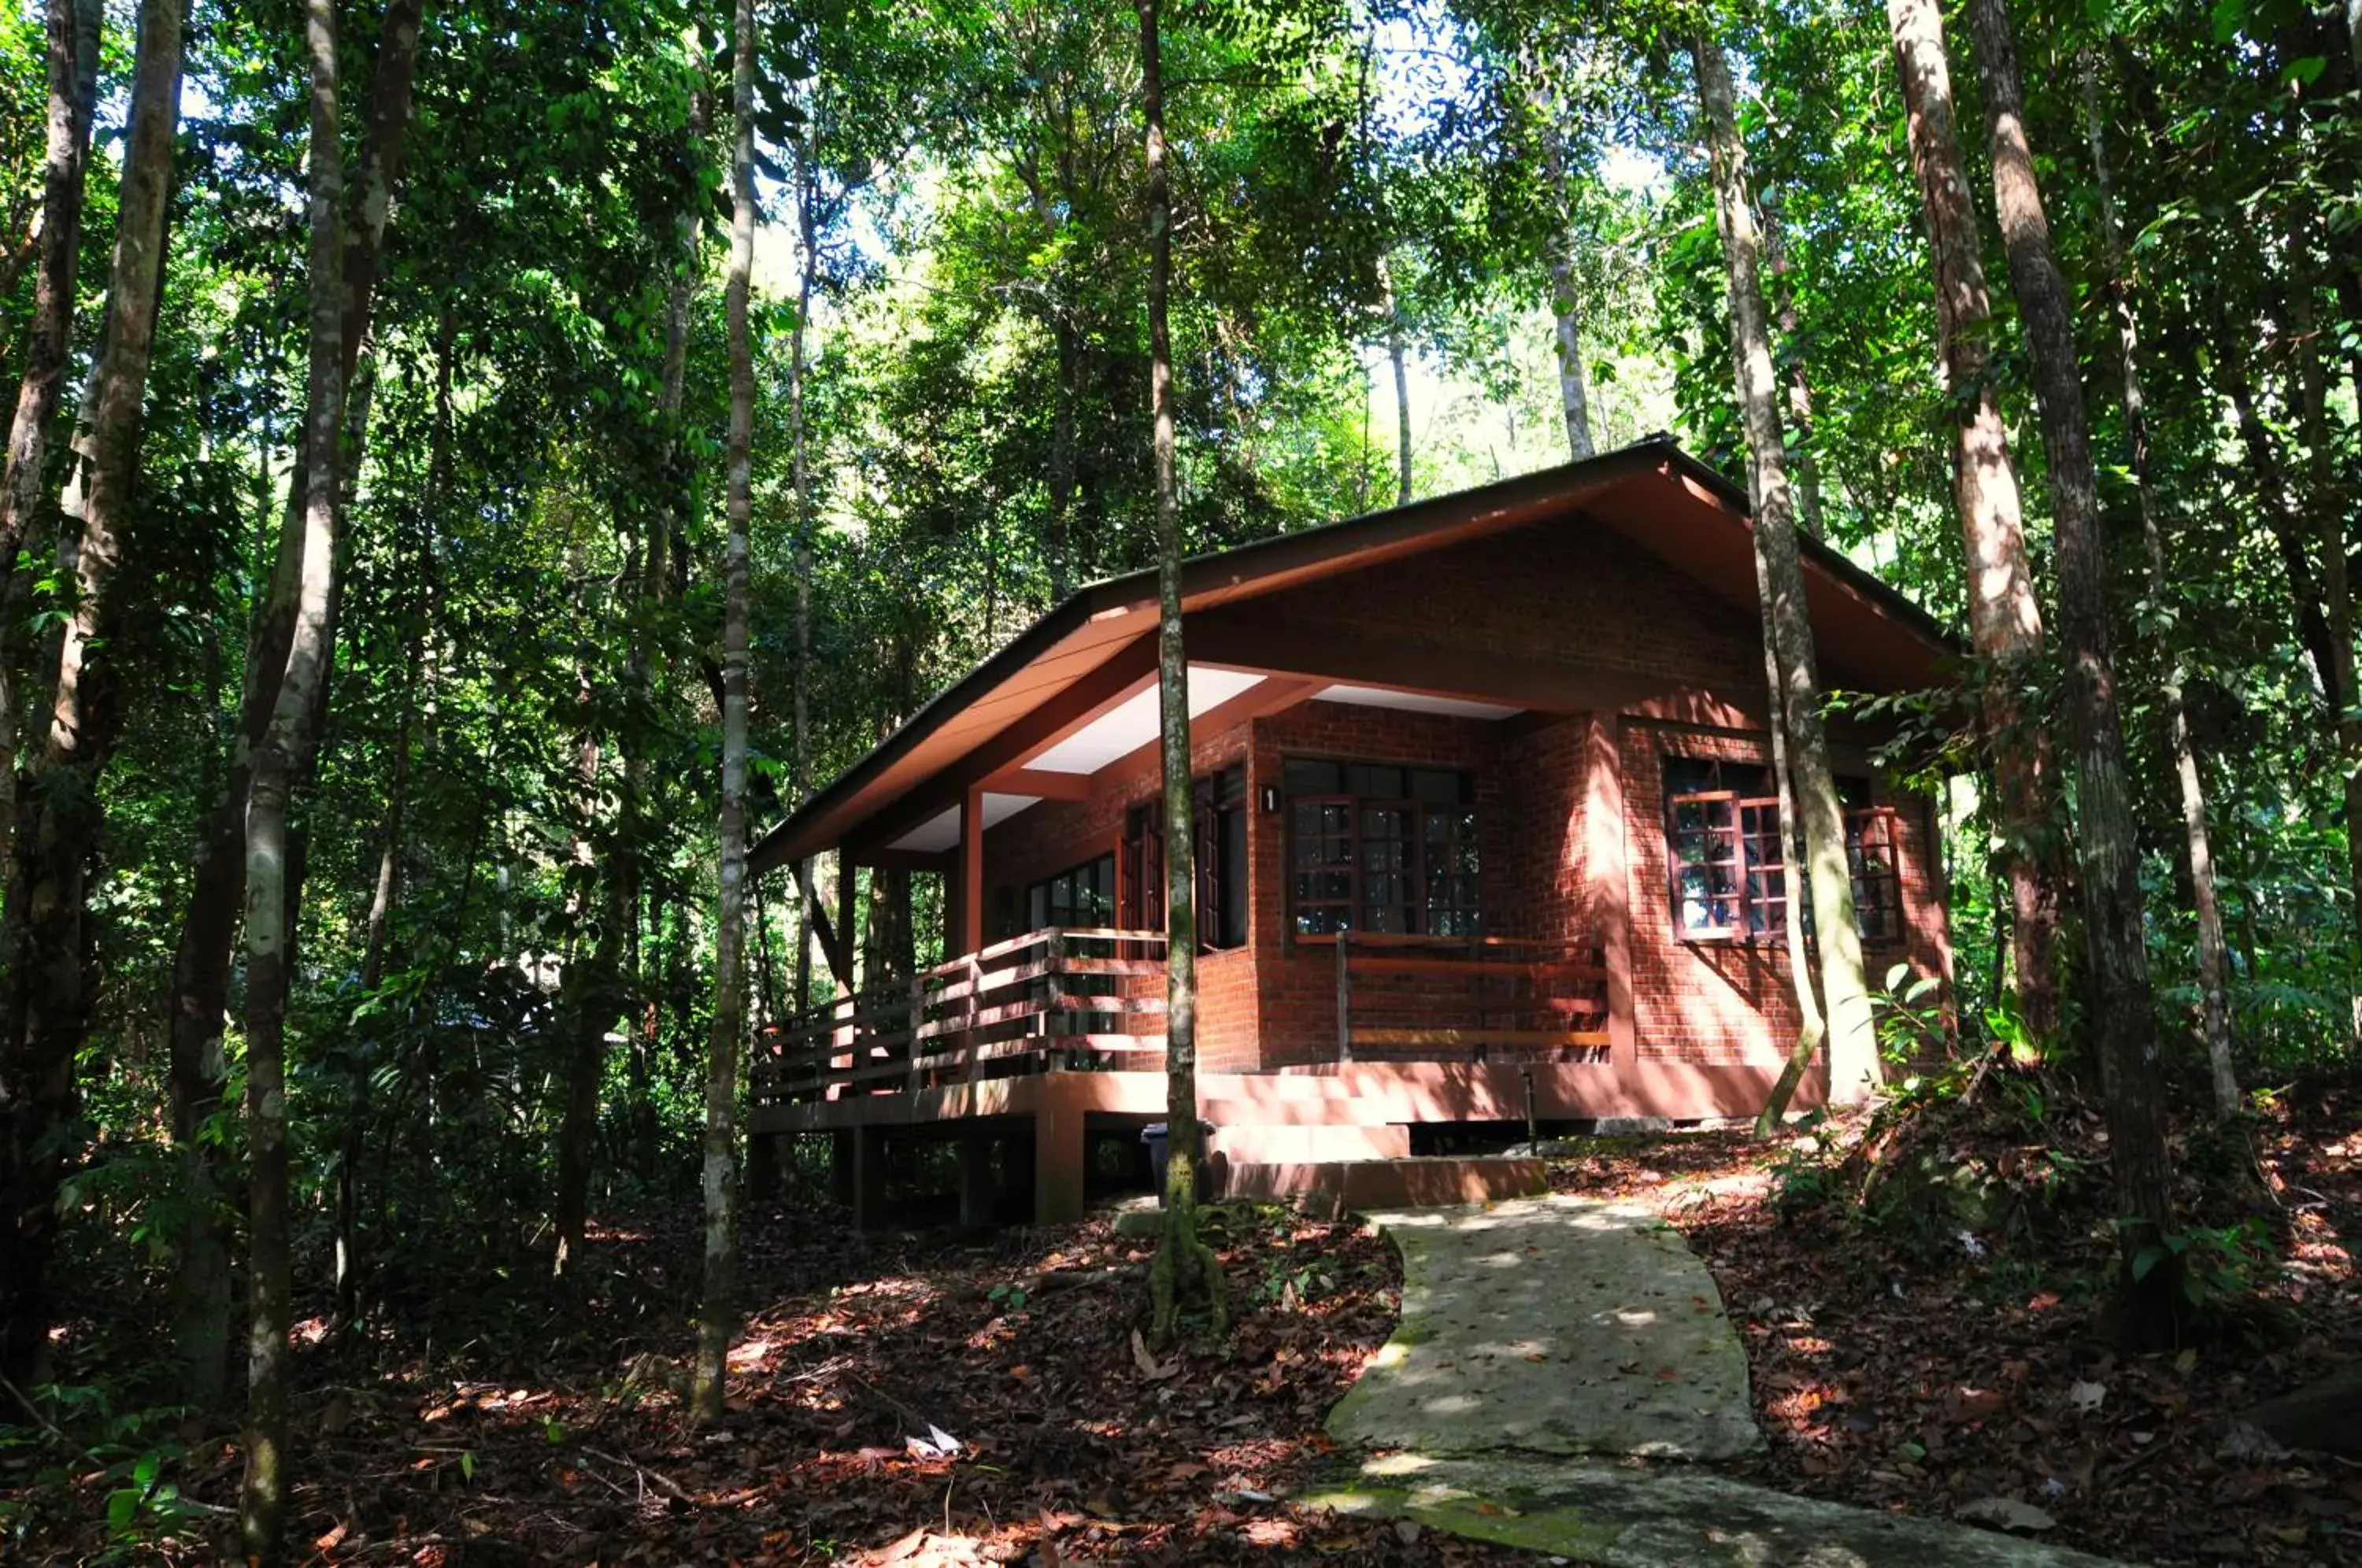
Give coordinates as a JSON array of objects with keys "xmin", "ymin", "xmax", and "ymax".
[{"xmin": 750, "ymin": 436, "xmax": 1954, "ymax": 876}]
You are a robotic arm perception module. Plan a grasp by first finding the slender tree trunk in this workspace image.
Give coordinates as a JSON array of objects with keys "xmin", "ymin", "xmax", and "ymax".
[
  {"xmin": 1968, "ymin": 0, "xmax": 2180, "ymax": 1342},
  {"xmin": 1379, "ymin": 256, "xmax": 1412, "ymax": 505},
  {"xmin": 1753, "ymin": 568, "xmax": 1826, "ymax": 1133},
  {"xmin": 1138, "ymin": 0, "xmax": 1225, "ymax": 1341},
  {"xmin": 0, "ymin": 0, "xmax": 100, "ymax": 589},
  {"xmin": 0, "ymin": 0, "xmax": 182, "ymax": 1395},
  {"xmin": 241, "ymin": 1, "xmax": 342, "ymax": 1555},
  {"xmin": 162, "ymin": 0, "xmax": 424, "ymax": 1323},
  {"xmin": 1887, "ymin": 0, "xmax": 2060, "ymax": 1056},
  {"xmin": 1694, "ymin": 30, "xmax": 1879, "ymax": 1107},
  {"xmin": 2079, "ymin": 50, "xmax": 2236, "ymax": 1118},
  {"xmin": 1763, "ymin": 195, "xmax": 1823, "ymax": 537},
  {"xmin": 790, "ymin": 123, "xmax": 822, "ymax": 1014},
  {"xmin": 1534, "ymin": 74, "xmax": 1595, "ymax": 461},
  {"xmin": 2284, "ymin": 273, "xmax": 2362, "ymax": 1045},
  {"xmin": 690, "ymin": 0, "xmax": 756, "ymax": 1428}
]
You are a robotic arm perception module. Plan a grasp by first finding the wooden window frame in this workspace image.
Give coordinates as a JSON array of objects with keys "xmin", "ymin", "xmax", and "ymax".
[
  {"xmin": 1283, "ymin": 759, "xmax": 1479, "ymax": 941},
  {"xmin": 1848, "ymin": 804, "xmax": 1905, "ymax": 947},
  {"xmin": 1668, "ymin": 763, "xmax": 1908, "ymax": 948},
  {"xmin": 1122, "ymin": 765, "xmax": 1246, "ymax": 950}
]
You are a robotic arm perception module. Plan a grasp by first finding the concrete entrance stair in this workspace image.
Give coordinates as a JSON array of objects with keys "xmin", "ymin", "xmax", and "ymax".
[
  {"xmin": 1207, "ymin": 1121, "xmax": 1409, "ymax": 1164},
  {"xmin": 1201, "ymin": 1069, "xmax": 1545, "ymax": 1216},
  {"xmin": 1225, "ymin": 1155, "xmax": 1545, "ymax": 1217}
]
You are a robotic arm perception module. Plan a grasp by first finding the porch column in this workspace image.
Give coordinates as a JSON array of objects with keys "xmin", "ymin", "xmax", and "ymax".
[
  {"xmin": 1585, "ymin": 712, "xmax": 1638, "ymax": 1074},
  {"xmin": 959, "ymin": 785, "xmax": 986, "ymax": 956}
]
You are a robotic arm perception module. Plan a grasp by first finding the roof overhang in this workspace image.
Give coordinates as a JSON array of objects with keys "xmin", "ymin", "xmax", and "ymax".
[{"xmin": 750, "ymin": 438, "xmax": 1956, "ymax": 877}]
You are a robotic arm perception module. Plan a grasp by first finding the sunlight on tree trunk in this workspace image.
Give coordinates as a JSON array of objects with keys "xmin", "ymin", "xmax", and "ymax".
[
  {"xmin": 0, "ymin": 0, "xmax": 180, "ymax": 1397},
  {"xmin": 1968, "ymin": 0, "xmax": 2181, "ymax": 1344},
  {"xmin": 1694, "ymin": 30, "xmax": 1878, "ymax": 1108},
  {"xmin": 693, "ymin": 0, "xmax": 757, "ymax": 1428},
  {"xmin": 242, "ymin": 1, "xmax": 342, "ymax": 1554},
  {"xmin": 1887, "ymin": 0, "xmax": 2060, "ymax": 1060},
  {"xmin": 1139, "ymin": 0, "xmax": 1224, "ymax": 1344}
]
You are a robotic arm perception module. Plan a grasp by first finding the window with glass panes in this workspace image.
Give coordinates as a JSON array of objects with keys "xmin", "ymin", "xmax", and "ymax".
[
  {"xmin": 1664, "ymin": 757, "xmax": 1902, "ymax": 945},
  {"xmin": 1283, "ymin": 760, "xmax": 1479, "ymax": 937},
  {"xmin": 1120, "ymin": 766, "xmax": 1246, "ymax": 949},
  {"xmin": 1027, "ymin": 853, "xmax": 1114, "ymax": 931}
]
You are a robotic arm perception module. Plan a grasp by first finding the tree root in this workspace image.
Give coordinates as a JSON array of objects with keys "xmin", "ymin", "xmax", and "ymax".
[{"xmin": 1149, "ymin": 1204, "xmax": 1227, "ymax": 1344}]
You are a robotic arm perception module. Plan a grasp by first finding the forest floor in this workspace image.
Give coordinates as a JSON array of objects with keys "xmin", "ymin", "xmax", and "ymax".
[{"xmin": 3, "ymin": 1072, "xmax": 2355, "ymax": 1566}]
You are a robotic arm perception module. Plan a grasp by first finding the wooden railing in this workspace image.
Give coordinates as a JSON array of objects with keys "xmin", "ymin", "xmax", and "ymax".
[
  {"xmin": 751, "ymin": 928, "xmax": 1168, "ymax": 1106},
  {"xmin": 1332, "ymin": 932, "xmax": 1610, "ymax": 1064}
]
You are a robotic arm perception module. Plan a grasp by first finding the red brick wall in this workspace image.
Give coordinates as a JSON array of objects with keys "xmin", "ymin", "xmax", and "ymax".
[
  {"xmin": 1245, "ymin": 521, "xmax": 1769, "ymax": 690},
  {"xmin": 1623, "ymin": 723, "xmax": 1950, "ymax": 1071}
]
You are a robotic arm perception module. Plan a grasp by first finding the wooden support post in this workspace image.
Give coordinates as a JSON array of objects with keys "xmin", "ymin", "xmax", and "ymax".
[
  {"xmin": 957, "ymin": 1126, "xmax": 995, "ymax": 1228},
  {"xmin": 1585, "ymin": 712, "xmax": 1638, "ymax": 1073},
  {"xmin": 850, "ymin": 1125, "xmax": 887, "ymax": 1233},
  {"xmin": 836, "ymin": 855, "xmax": 858, "ymax": 993},
  {"xmin": 964, "ymin": 954, "xmax": 983, "ymax": 1078},
  {"xmin": 1042, "ymin": 929, "xmax": 1064, "ymax": 1071},
  {"xmin": 1335, "ymin": 933, "xmax": 1353, "ymax": 1063},
  {"xmin": 830, "ymin": 1128, "xmax": 854, "ymax": 1205},
  {"xmin": 1032, "ymin": 1098, "xmax": 1086, "ymax": 1225},
  {"xmin": 909, "ymin": 969, "xmax": 927, "ymax": 1089},
  {"xmin": 959, "ymin": 785, "xmax": 986, "ymax": 959}
]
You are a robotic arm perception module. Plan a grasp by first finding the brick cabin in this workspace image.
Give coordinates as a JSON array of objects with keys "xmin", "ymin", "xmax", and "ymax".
[{"xmin": 748, "ymin": 438, "xmax": 1955, "ymax": 1225}]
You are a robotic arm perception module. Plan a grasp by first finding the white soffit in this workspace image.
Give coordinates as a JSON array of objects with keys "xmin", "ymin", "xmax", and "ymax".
[
  {"xmin": 1315, "ymin": 683, "xmax": 1523, "ymax": 720},
  {"xmin": 1027, "ymin": 666, "xmax": 1265, "ymax": 774},
  {"xmin": 886, "ymin": 791, "xmax": 1040, "ymax": 852}
]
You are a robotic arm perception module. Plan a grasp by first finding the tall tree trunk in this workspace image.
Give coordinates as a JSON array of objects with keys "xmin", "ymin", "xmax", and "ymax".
[
  {"xmin": 1048, "ymin": 316, "xmax": 1080, "ymax": 598},
  {"xmin": 690, "ymin": 0, "xmax": 756, "ymax": 1428},
  {"xmin": 1968, "ymin": 0, "xmax": 2180, "ymax": 1342},
  {"xmin": 1379, "ymin": 256, "xmax": 1412, "ymax": 505},
  {"xmin": 0, "ymin": 0, "xmax": 99, "ymax": 590},
  {"xmin": 2284, "ymin": 272, "xmax": 2362, "ymax": 1045},
  {"xmin": 0, "ymin": 0, "xmax": 182, "ymax": 1395},
  {"xmin": 790, "ymin": 120, "xmax": 823, "ymax": 1016},
  {"xmin": 242, "ymin": 0, "xmax": 342, "ymax": 1555},
  {"xmin": 0, "ymin": 0, "xmax": 99, "ymax": 889},
  {"xmin": 1139, "ymin": 0, "xmax": 1224, "ymax": 1341},
  {"xmin": 162, "ymin": 0, "xmax": 424, "ymax": 1355},
  {"xmin": 1533, "ymin": 73, "xmax": 1595, "ymax": 461},
  {"xmin": 2079, "ymin": 50, "xmax": 2236, "ymax": 1118},
  {"xmin": 1694, "ymin": 30, "xmax": 1879, "ymax": 1107},
  {"xmin": 1763, "ymin": 194, "xmax": 1823, "ymax": 537},
  {"xmin": 1752, "ymin": 566, "xmax": 1826, "ymax": 1133},
  {"xmin": 1887, "ymin": 0, "xmax": 2060, "ymax": 1056},
  {"xmin": 552, "ymin": 597, "xmax": 618, "ymax": 1274}
]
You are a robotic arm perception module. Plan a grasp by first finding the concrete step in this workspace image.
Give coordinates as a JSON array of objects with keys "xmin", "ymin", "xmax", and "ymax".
[
  {"xmin": 1220, "ymin": 1155, "xmax": 1547, "ymax": 1219},
  {"xmin": 1198, "ymin": 1071, "xmax": 1377, "ymax": 1102},
  {"xmin": 1198, "ymin": 1095, "xmax": 1395, "ymax": 1127},
  {"xmin": 1207, "ymin": 1122, "xmax": 1409, "ymax": 1164}
]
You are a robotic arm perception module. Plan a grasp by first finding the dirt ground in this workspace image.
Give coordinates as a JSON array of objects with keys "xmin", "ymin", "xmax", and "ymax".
[{"xmin": 6, "ymin": 1072, "xmax": 2354, "ymax": 1566}]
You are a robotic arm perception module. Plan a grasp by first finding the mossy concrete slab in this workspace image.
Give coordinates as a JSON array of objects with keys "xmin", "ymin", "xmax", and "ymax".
[
  {"xmin": 1327, "ymin": 1196, "xmax": 1761, "ymax": 1461},
  {"xmin": 1305, "ymin": 1453, "xmax": 2126, "ymax": 1567}
]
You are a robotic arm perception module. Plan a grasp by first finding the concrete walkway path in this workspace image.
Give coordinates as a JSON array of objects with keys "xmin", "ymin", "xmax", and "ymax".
[
  {"xmin": 1316, "ymin": 1196, "xmax": 2125, "ymax": 1566},
  {"xmin": 1327, "ymin": 1196, "xmax": 1760, "ymax": 1462}
]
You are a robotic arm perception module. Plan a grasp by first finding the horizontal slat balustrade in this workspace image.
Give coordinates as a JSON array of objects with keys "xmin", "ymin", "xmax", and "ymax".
[
  {"xmin": 1332, "ymin": 932, "xmax": 1611, "ymax": 1065},
  {"xmin": 752, "ymin": 927, "xmax": 1168, "ymax": 1105}
]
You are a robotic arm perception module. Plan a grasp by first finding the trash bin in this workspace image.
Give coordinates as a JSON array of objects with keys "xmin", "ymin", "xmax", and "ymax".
[{"xmin": 1141, "ymin": 1120, "xmax": 1215, "ymax": 1206}]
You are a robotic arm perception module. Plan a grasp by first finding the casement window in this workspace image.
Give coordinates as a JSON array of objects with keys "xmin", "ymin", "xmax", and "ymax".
[
  {"xmin": 1120, "ymin": 765, "xmax": 1247, "ymax": 950},
  {"xmin": 1283, "ymin": 759, "xmax": 1479, "ymax": 938},
  {"xmin": 1848, "ymin": 805, "xmax": 1905, "ymax": 945},
  {"xmin": 1664, "ymin": 758, "xmax": 1905, "ymax": 945},
  {"xmin": 1027, "ymin": 853, "xmax": 1115, "ymax": 932}
]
